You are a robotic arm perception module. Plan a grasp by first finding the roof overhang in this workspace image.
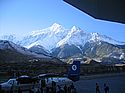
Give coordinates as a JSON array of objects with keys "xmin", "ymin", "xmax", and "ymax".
[{"xmin": 64, "ymin": 0, "xmax": 125, "ymax": 24}]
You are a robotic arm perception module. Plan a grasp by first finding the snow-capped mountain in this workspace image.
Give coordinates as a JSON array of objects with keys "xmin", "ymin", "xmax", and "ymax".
[
  {"xmin": 0, "ymin": 40, "xmax": 50, "ymax": 58},
  {"xmin": 57, "ymin": 26, "xmax": 88, "ymax": 47},
  {"xmin": 17, "ymin": 23, "xmax": 125, "ymax": 51},
  {"xmin": 28, "ymin": 45, "xmax": 51, "ymax": 56},
  {"xmin": 17, "ymin": 23, "xmax": 70, "ymax": 51},
  {"xmin": 1, "ymin": 23, "xmax": 125, "ymax": 51},
  {"xmin": 89, "ymin": 32, "xmax": 125, "ymax": 45},
  {"xmin": 1, "ymin": 23, "xmax": 125, "ymax": 62}
]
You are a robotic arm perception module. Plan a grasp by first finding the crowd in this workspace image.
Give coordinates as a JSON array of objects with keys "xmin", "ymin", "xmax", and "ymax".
[{"xmin": 28, "ymin": 82, "xmax": 77, "ymax": 93}]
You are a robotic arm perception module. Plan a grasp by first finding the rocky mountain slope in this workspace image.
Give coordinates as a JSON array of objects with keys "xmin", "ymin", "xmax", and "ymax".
[{"xmin": 0, "ymin": 40, "xmax": 52, "ymax": 63}]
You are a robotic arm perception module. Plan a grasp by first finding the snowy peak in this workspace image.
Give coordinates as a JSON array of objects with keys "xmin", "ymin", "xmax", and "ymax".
[
  {"xmin": 71, "ymin": 26, "xmax": 80, "ymax": 32},
  {"xmin": 18, "ymin": 23, "xmax": 69, "ymax": 51},
  {"xmin": 29, "ymin": 23, "xmax": 62, "ymax": 36},
  {"xmin": 89, "ymin": 32, "xmax": 125, "ymax": 45},
  {"xmin": 49, "ymin": 23, "xmax": 64, "ymax": 32},
  {"xmin": 29, "ymin": 23, "xmax": 66, "ymax": 37},
  {"xmin": 70, "ymin": 26, "xmax": 85, "ymax": 36},
  {"xmin": 57, "ymin": 26, "xmax": 87, "ymax": 47},
  {"xmin": 69, "ymin": 26, "xmax": 82, "ymax": 35}
]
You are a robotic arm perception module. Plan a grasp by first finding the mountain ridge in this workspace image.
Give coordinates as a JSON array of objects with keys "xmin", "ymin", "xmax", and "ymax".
[
  {"xmin": 0, "ymin": 23, "xmax": 125, "ymax": 64},
  {"xmin": 1, "ymin": 23, "xmax": 125, "ymax": 51},
  {"xmin": 0, "ymin": 40, "xmax": 50, "ymax": 58}
]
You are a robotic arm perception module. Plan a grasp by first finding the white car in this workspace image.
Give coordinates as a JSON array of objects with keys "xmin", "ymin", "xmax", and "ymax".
[
  {"xmin": 0, "ymin": 78, "xmax": 17, "ymax": 92},
  {"xmin": 0, "ymin": 76, "xmax": 39, "ymax": 92}
]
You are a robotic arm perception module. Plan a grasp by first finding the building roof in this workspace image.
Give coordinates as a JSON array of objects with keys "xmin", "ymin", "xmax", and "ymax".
[{"xmin": 64, "ymin": 0, "xmax": 125, "ymax": 24}]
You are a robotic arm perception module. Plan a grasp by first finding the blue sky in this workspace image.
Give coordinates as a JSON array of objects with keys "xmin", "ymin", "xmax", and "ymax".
[{"xmin": 0, "ymin": 0, "xmax": 125, "ymax": 42}]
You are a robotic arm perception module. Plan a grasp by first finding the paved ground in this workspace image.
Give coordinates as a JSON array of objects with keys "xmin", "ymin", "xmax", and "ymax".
[
  {"xmin": 74, "ymin": 74, "xmax": 125, "ymax": 93},
  {"xmin": 1, "ymin": 73, "xmax": 125, "ymax": 93}
]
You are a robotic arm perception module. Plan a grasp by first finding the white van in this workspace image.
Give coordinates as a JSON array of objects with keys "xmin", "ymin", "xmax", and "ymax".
[{"xmin": 0, "ymin": 76, "xmax": 40, "ymax": 92}]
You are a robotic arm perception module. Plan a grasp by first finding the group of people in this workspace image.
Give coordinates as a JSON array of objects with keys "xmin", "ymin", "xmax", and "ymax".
[
  {"xmin": 56, "ymin": 83, "xmax": 77, "ymax": 93},
  {"xmin": 43, "ymin": 83, "xmax": 77, "ymax": 93},
  {"xmin": 7, "ymin": 79, "xmax": 77, "ymax": 93},
  {"xmin": 96, "ymin": 83, "xmax": 109, "ymax": 93},
  {"xmin": 28, "ymin": 82, "xmax": 77, "ymax": 93},
  {"xmin": 8, "ymin": 80, "xmax": 109, "ymax": 93}
]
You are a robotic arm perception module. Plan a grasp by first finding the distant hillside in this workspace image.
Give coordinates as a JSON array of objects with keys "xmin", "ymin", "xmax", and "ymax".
[{"xmin": 0, "ymin": 49, "xmax": 33, "ymax": 63}]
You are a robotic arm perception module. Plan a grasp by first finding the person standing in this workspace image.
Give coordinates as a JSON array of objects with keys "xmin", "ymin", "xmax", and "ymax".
[
  {"xmin": 70, "ymin": 83, "xmax": 74, "ymax": 89},
  {"xmin": 18, "ymin": 87, "xmax": 22, "ymax": 93},
  {"xmin": 10, "ymin": 85, "xmax": 13, "ymax": 93},
  {"xmin": 104, "ymin": 83, "xmax": 109, "ymax": 93},
  {"xmin": 64, "ymin": 84, "xmax": 67, "ymax": 93},
  {"xmin": 67, "ymin": 86, "xmax": 71, "ymax": 93},
  {"xmin": 96, "ymin": 83, "xmax": 100, "ymax": 93}
]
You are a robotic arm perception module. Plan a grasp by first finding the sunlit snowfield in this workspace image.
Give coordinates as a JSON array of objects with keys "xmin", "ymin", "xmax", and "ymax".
[{"xmin": 74, "ymin": 75, "xmax": 125, "ymax": 93}]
